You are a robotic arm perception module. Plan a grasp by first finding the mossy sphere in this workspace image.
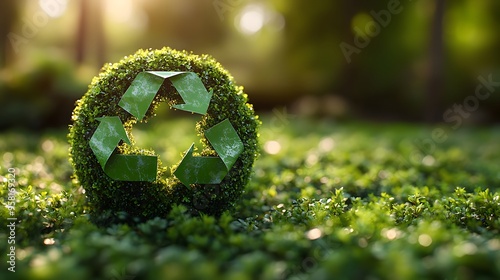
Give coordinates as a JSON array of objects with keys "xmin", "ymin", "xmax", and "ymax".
[{"xmin": 68, "ymin": 48, "xmax": 260, "ymax": 225}]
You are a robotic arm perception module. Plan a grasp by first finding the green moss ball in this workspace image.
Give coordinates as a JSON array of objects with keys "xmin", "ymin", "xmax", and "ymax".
[{"xmin": 68, "ymin": 47, "xmax": 260, "ymax": 225}]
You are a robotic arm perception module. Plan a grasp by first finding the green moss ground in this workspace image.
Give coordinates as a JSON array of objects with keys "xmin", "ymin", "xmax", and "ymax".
[{"xmin": 1, "ymin": 117, "xmax": 500, "ymax": 279}]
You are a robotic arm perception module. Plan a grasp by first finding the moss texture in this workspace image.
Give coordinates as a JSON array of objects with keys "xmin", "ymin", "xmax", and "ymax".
[
  {"xmin": 1, "ymin": 119, "xmax": 500, "ymax": 279},
  {"xmin": 68, "ymin": 47, "xmax": 260, "ymax": 225}
]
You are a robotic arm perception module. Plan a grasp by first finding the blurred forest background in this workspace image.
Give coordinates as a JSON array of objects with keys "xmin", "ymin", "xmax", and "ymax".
[{"xmin": 0, "ymin": 0, "xmax": 499, "ymax": 130}]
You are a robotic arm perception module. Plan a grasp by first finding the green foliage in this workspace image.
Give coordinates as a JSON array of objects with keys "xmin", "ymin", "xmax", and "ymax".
[
  {"xmin": 67, "ymin": 47, "xmax": 260, "ymax": 225},
  {"xmin": 1, "ymin": 119, "xmax": 500, "ymax": 279},
  {"xmin": 0, "ymin": 55, "xmax": 86, "ymax": 130},
  {"xmin": 271, "ymin": 1, "xmax": 500, "ymax": 120}
]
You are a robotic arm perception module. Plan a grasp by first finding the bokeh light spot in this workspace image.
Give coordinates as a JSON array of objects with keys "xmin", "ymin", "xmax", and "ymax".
[
  {"xmin": 238, "ymin": 5, "xmax": 265, "ymax": 34},
  {"xmin": 39, "ymin": 0, "xmax": 68, "ymax": 18},
  {"xmin": 264, "ymin": 140, "xmax": 281, "ymax": 155},
  {"xmin": 418, "ymin": 234, "xmax": 433, "ymax": 247},
  {"xmin": 306, "ymin": 228, "xmax": 322, "ymax": 240}
]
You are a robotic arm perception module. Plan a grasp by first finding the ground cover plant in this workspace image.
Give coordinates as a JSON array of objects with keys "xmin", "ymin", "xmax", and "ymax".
[{"xmin": 1, "ymin": 117, "xmax": 499, "ymax": 279}]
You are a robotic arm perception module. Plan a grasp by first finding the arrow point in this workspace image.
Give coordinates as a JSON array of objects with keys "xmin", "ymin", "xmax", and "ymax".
[
  {"xmin": 95, "ymin": 116, "xmax": 131, "ymax": 145},
  {"xmin": 90, "ymin": 116, "xmax": 133, "ymax": 170},
  {"xmin": 171, "ymin": 77, "xmax": 213, "ymax": 115},
  {"xmin": 174, "ymin": 144, "xmax": 195, "ymax": 187},
  {"xmin": 176, "ymin": 176, "xmax": 191, "ymax": 188}
]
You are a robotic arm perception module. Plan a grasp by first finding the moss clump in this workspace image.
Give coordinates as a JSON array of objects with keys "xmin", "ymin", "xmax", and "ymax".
[{"xmin": 68, "ymin": 47, "xmax": 260, "ymax": 225}]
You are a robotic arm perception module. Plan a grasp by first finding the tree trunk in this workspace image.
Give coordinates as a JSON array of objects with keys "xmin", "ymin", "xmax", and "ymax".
[
  {"xmin": 0, "ymin": 1, "xmax": 18, "ymax": 67},
  {"xmin": 75, "ymin": 0, "xmax": 88, "ymax": 64},
  {"xmin": 425, "ymin": 0, "xmax": 446, "ymax": 122},
  {"xmin": 75, "ymin": 0, "xmax": 106, "ymax": 66},
  {"xmin": 92, "ymin": 0, "xmax": 106, "ymax": 67},
  {"xmin": 337, "ymin": 2, "xmax": 359, "ymax": 108}
]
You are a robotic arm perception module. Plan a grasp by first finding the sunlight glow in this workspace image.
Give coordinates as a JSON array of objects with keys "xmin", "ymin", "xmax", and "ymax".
[
  {"xmin": 264, "ymin": 140, "xmax": 281, "ymax": 155},
  {"xmin": 39, "ymin": 0, "xmax": 68, "ymax": 18},
  {"xmin": 236, "ymin": 4, "xmax": 285, "ymax": 35},
  {"xmin": 318, "ymin": 137, "xmax": 335, "ymax": 152},
  {"xmin": 105, "ymin": 0, "xmax": 134, "ymax": 23},
  {"xmin": 44, "ymin": 238, "xmax": 56, "ymax": 245},
  {"xmin": 239, "ymin": 6, "xmax": 265, "ymax": 34},
  {"xmin": 104, "ymin": 0, "xmax": 148, "ymax": 30},
  {"xmin": 306, "ymin": 228, "xmax": 322, "ymax": 240},
  {"xmin": 382, "ymin": 228, "xmax": 400, "ymax": 240},
  {"xmin": 422, "ymin": 155, "xmax": 435, "ymax": 166},
  {"xmin": 418, "ymin": 234, "xmax": 433, "ymax": 247}
]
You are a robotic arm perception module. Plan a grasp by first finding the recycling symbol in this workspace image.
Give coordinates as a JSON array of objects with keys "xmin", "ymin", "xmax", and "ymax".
[{"xmin": 88, "ymin": 71, "xmax": 244, "ymax": 187}]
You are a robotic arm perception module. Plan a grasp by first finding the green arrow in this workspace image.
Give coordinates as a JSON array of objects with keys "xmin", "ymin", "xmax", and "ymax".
[
  {"xmin": 173, "ymin": 144, "xmax": 227, "ymax": 187},
  {"xmin": 169, "ymin": 72, "xmax": 213, "ymax": 115},
  {"xmin": 204, "ymin": 119, "xmax": 244, "ymax": 170},
  {"xmin": 174, "ymin": 119, "xmax": 243, "ymax": 186},
  {"xmin": 118, "ymin": 71, "xmax": 213, "ymax": 120},
  {"xmin": 89, "ymin": 116, "xmax": 157, "ymax": 181},
  {"xmin": 89, "ymin": 117, "xmax": 129, "ymax": 168},
  {"xmin": 104, "ymin": 154, "xmax": 157, "ymax": 181},
  {"xmin": 118, "ymin": 72, "xmax": 165, "ymax": 121},
  {"xmin": 91, "ymin": 71, "xmax": 243, "ymax": 185}
]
